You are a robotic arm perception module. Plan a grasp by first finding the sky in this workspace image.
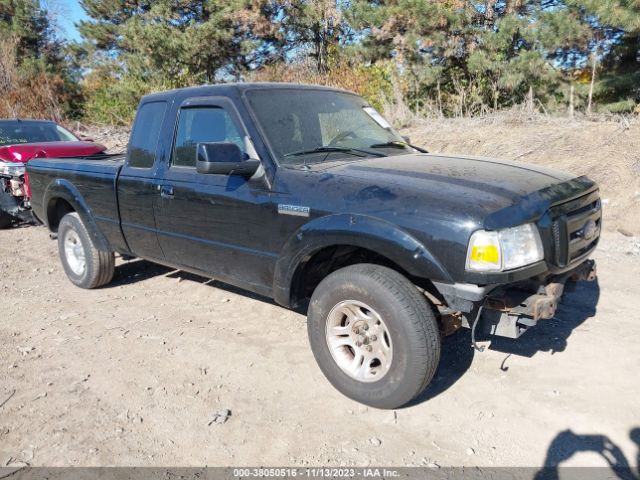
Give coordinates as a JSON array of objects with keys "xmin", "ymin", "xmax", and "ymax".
[{"xmin": 48, "ymin": 0, "xmax": 88, "ymax": 42}]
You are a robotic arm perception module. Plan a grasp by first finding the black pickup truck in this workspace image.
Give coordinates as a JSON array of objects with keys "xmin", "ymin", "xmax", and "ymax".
[{"xmin": 27, "ymin": 83, "xmax": 600, "ymax": 408}]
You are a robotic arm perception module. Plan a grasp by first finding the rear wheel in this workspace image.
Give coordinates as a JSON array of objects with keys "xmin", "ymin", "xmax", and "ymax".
[
  {"xmin": 58, "ymin": 212, "xmax": 114, "ymax": 289},
  {"xmin": 307, "ymin": 264, "xmax": 441, "ymax": 409},
  {"xmin": 0, "ymin": 211, "xmax": 13, "ymax": 229}
]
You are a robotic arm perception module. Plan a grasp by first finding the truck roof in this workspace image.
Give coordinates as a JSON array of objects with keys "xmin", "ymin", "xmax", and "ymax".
[{"xmin": 140, "ymin": 82, "xmax": 355, "ymax": 103}]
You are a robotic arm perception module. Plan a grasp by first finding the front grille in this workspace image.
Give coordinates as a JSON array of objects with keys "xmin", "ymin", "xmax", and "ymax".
[{"xmin": 549, "ymin": 190, "xmax": 601, "ymax": 268}]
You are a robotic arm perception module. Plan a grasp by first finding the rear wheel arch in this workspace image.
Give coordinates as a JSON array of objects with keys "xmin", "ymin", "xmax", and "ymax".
[
  {"xmin": 43, "ymin": 180, "xmax": 111, "ymax": 252},
  {"xmin": 46, "ymin": 197, "xmax": 75, "ymax": 232}
]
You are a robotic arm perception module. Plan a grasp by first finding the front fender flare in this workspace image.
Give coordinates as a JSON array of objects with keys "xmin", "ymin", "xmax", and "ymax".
[
  {"xmin": 43, "ymin": 179, "xmax": 111, "ymax": 252},
  {"xmin": 272, "ymin": 213, "xmax": 452, "ymax": 307}
]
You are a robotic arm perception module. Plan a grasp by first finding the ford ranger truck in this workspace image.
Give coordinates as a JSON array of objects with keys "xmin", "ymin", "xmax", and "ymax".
[{"xmin": 27, "ymin": 83, "xmax": 600, "ymax": 409}]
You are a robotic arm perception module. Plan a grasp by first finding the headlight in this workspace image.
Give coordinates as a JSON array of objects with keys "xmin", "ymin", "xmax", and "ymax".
[
  {"xmin": 0, "ymin": 161, "xmax": 26, "ymax": 177},
  {"xmin": 466, "ymin": 223, "xmax": 544, "ymax": 272}
]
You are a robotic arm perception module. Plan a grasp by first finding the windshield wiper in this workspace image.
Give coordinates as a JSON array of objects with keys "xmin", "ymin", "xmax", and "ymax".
[
  {"xmin": 283, "ymin": 146, "xmax": 387, "ymax": 159},
  {"xmin": 369, "ymin": 141, "xmax": 428, "ymax": 153}
]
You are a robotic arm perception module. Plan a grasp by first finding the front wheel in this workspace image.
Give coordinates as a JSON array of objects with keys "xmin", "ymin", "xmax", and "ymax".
[
  {"xmin": 307, "ymin": 264, "xmax": 441, "ymax": 409},
  {"xmin": 58, "ymin": 212, "xmax": 115, "ymax": 289}
]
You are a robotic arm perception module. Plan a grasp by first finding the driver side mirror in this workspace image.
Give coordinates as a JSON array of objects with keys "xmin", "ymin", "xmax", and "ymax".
[{"xmin": 196, "ymin": 142, "xmax": 260, "ymax": 177}]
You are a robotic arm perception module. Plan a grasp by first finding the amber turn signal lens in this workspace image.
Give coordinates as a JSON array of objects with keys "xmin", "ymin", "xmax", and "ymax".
[{"xmin": 470, "ymin": 245, "xmax": 500, "ymax": 264}]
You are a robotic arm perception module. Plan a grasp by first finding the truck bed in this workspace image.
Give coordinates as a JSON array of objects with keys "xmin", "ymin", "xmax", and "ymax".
[
  {"xmin": 28, "ymin": 152, "xmax": 125, "ymax": 174},
  {"xmin": 27, "ymin": 153, "xmax": 127, "ymax": 251}
]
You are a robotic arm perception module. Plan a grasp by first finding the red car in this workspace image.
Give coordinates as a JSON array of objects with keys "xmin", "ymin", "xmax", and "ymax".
[{"xmin": 0, "ymin": 119, "xmax": 107, "ymax": 228}]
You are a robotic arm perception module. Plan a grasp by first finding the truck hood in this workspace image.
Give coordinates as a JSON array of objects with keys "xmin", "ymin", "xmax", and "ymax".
[
  {"xmin": 324, "ymin": 153, "xmax": 575, "ymax": 201},
  {"xmin": 318, "ymin": 152, "xmax": 591, "ymax": 229},
  {"xmin": 0, "ymin": 141, "xmax": 107, "ymax": 164}
]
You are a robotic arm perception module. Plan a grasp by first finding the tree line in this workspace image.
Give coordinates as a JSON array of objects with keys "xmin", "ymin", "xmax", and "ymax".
[{"xmin": 1, "ymin": 0, "xmax": 638, "ymax": 125}]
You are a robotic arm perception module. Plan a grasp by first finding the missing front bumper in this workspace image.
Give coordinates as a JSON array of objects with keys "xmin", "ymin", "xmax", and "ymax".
[
  {"xmin": 0, "ymin": 185, "xmax": 35, "ymax": 224},
  {"xmin": 482, "ymin": 259, "xmax": 597, "ymax": 339}
]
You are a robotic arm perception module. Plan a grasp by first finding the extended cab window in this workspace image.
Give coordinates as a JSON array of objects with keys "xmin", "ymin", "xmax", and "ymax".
[
  {"xmin": 172, "ymin": 107, "xmax": 245, "ymax": 168},
  {"xmin": 128, "ymin": 101, "xmax": 167, "ymax": 169}
]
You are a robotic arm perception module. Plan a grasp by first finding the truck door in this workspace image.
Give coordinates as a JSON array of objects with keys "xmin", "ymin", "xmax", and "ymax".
[
  {"xmin": 154, "ymin": 97, "xmax": 275, "ymax": 294},
  {"xmin": 118, "ymin": 100, "xmax": 167, "ymax": 261}
]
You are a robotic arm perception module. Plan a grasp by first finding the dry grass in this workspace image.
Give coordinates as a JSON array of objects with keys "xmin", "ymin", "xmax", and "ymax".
[{"xmin": 403, "ymin": 112, "xmax": 640, "ymax": 234}]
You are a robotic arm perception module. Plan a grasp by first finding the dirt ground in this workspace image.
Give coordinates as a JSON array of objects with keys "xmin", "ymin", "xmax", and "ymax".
[
  {"xmin": 1, "ymin": 116, "xmax": 640, "ymax": 470},
  {"xmin": 1, "ymin": 226, "xmax": 639, "ymax": 469}
]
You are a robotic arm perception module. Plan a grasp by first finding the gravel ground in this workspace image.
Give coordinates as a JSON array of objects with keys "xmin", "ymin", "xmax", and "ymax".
[{"xmin": 0, "ymin": 225, "xmax": 639, "ymax": 470}]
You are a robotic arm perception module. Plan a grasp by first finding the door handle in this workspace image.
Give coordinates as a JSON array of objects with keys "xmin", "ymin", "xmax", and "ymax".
[{"xmin": 160, "ymin": 185, "xmax": 175, "ymax": 199}]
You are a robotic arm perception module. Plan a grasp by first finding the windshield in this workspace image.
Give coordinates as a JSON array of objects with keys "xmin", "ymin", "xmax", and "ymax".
[
  {"xmin": 246, "ymin": 89, "xmax": 413, "ymax": 166},
  {"xmin": 0, "ymin": 122, "xmax": 78, "ymax": 147}
]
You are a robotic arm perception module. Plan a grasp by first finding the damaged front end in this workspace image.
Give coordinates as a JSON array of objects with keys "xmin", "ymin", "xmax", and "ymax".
[
  {"xmin": 0, "ymin": 161, "xmax": 34, "ymax": 225},
  {"xmin": 482, "ymin": 259, "xmax": 597, "ymax": 339}
]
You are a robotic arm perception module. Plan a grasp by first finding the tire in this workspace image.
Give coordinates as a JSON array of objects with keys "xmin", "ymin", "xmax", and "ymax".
[
  {"xmin": 0, "ymin": 210, "xmax": 13, "ymax": 229},
  {"xmin": 307, "ymin": 263, "xmax": 441, "ymax": 409},
  {"xmin": 57, "ymin": 212, "xmax": 115, "ymax": 289}
]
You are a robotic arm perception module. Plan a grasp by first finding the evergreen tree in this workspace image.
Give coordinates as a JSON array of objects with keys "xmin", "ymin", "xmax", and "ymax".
[
  {"xmin": 277, "ymin": 0, "xmax": 350, "ymax": 73},
  {"xmin": 75, "ymin": 0, "xmax": 290, "ymax": 122},
  {"xmin": 0, "ymin": 0, "xmax": 52, "ymax": 60},
  {"xmin": 566, "ymin": 0, "xmax": 640, "ymax": 112},
  {"xmin": 347, "ymin": 0, "xmax": 593, "ymax": 115},
  {"xmin": 0, "ymin": 0, "xmax": 82, "ymax": 119},
  {"xmin": 4, "ymin": 0, "xmax": 639, "ymax": 122},
  {"xmin": 77, "ymin": 0, "xmax": 285, "ymax": 85}
]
